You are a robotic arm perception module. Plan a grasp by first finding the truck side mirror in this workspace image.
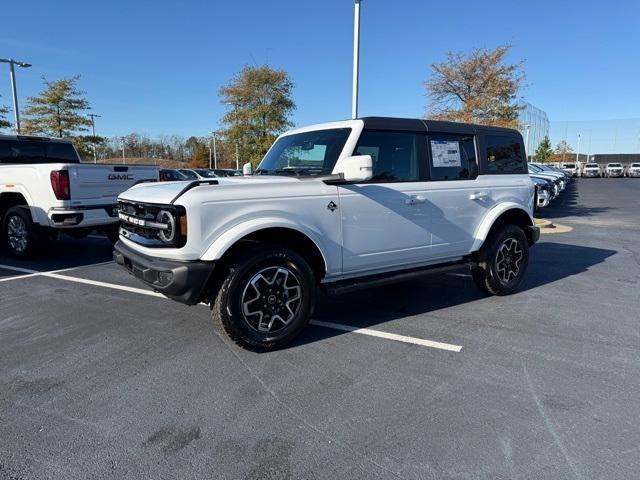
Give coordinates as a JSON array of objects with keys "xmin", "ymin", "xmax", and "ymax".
[
  {"xmin": 338, "ymin": 155, "xmax": 373, "ymax": 182},
  {"xmin": 243, "ymin": 163, "xmax": 252, "ymax": 176}
]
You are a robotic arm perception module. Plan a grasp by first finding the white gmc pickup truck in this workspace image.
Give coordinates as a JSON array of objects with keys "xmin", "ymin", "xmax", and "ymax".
[
  {"xmin": 0, "ymin": 134, "xmax": 159, "ymax": 258},
  {"xmin": 114, "ymin": 117, "xmax": 539, "ymax": 351}
]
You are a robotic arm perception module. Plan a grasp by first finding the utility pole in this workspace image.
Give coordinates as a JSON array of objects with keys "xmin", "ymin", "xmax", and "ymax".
[
  {"xmin": 120, "ymin": 137, "xmax": 126, "ymax": 164},
  {"xmin": 235, "ymin": 142, "xmax": 239, "ymax": 170},
  {"xmin": 575, "ymin": 133, "xmax": 581, "ymax": 164},
  {"xmin": 0, "ymin": 58, "xmax": 32, "ymax": 134},
  {"xmin": 86, "ymin": 113, "xmax": 101, "ymax": 163},
  {"xmin": 351, "ymin": 0, "xmax": 362, "ymax": 119}
]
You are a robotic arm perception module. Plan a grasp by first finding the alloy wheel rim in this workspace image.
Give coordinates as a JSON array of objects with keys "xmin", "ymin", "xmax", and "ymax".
[
  {"xmin": 241, "ymin": 266, "xmax": 302, "ymax": 333},
  {"xmin": 495, "ymin": 237, "xmax": 523, "ymax": 284},
  {"xmin": 7, "ymin": 215, "xmax": 28, "ymax": 253}
]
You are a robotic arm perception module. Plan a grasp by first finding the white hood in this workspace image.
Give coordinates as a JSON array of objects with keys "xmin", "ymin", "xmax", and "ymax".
[{"xmin": 118, "ymin": 176, "xmax": 311, "ymax": 205}]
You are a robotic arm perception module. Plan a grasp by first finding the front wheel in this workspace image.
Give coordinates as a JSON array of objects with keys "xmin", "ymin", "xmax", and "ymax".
[
  {"xmin": 211, "ymin": 246, "xmax": 316, "ymax": 351},
  {"xmin": 472, "ymin": 224, "xmax": 529, "ymax": 296}
]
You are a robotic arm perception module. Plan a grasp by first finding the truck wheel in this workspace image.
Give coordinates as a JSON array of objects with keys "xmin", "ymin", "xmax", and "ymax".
[
  {"xmin": 106, "ymin": 226, "xmax": 120, "ymax": 244},
  {"xmin": 3, "ymin": 206, "xmax": 40, "ymax": 259},
  {"xmin": 471, "ymin": 224, "xmax": 529, "ymax": 296},
  {"xmin": 211, "ymin": 246, "xmax": 316, "ymax": 351}
]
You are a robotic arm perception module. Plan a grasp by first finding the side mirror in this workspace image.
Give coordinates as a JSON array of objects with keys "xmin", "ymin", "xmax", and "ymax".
[
  {"xmin": 338, "ymin": 155, "xmax": 373, "ymax": 182},
  {"xmin": 243, "ymin": 162, "xmax": 252, "ymax": 176}
]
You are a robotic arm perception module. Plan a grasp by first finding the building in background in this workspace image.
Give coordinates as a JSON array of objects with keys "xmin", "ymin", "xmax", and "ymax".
[{"xmin": 518, "ymin": 102, "xmax": 549, "ymax": 160}]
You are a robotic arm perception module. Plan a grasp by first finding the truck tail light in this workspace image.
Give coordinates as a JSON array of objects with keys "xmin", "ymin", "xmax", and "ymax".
[{"xmin": 50, "ymin": 170, "xmax": 70, "ymax": 200}]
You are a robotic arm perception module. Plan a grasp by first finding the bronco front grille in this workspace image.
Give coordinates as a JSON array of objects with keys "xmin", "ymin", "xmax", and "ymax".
[{"xmin": 117, "ymin": 200, "xmax": 186, "ymax": 248}]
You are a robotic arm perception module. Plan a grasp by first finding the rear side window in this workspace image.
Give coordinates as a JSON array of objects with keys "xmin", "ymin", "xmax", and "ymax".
[
  {"xmin": 0, "ymin": 139, "xmax": 79, "ymax": 164},
  {"xmin": 427, "ymin": 134, "xmax": 477, "ymax": 181},
  {"xmin": 354, "ymin": 130, "xmax": 421, "ymax": 182},
  {"xmin": 484, "ymin": 135, "xmax": 526, "ymax": 174}
]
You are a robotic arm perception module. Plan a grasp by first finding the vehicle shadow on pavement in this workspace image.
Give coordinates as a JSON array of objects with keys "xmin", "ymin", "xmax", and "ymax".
[
  {"xmin": 538, "ymin": 181, "xmax": 611, "ymax": 219},
  {"xmin": 295, "ymin": 241, "xmax": 616, "ymax": 347},
  {"xmin": 0, "ymin": 235, "xmax": 114, "ymax": 273}
]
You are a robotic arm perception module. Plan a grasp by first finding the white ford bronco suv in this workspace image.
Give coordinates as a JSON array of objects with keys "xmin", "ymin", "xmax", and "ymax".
[
  {"xmin": 114, "ymin": 117, "xmax": 539, "ymax": 350},
  {"xmin": 0, "ymin": 134, "xmax": 159, "ymax": 258}
]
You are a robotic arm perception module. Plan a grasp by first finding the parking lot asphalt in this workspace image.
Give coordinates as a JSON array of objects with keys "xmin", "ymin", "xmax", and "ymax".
[{"xmin": 1, "ymin": 179, "xmax": 640, "ymax": 480}]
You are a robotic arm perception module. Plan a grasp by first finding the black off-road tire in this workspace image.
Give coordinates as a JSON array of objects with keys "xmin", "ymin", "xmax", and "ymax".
[
  {"xmin": 471, "ymin": 224, "xmax": 529, "ymax": 296},
  {"xmin": 210, "ymin": 246, "xmax": 316, "ymax": 351},
  {"xmin": 106, "ymin": 226, "xmax": 120, "ymax": 244},
  {"xmin": 2, "ymin": 206, "xmax": 41, "ymax": 259}
]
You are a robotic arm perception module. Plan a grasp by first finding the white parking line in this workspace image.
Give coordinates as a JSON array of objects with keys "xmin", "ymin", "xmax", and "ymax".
[
  {"xmin": 0, "ymin": 263, "xmax": 463, "ymax": 352},
  {"xmin": 309, "ymin": 320, "xmax": 462, "ymax": 352}
]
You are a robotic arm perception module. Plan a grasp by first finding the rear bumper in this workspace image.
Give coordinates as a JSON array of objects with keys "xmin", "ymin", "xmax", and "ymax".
[
  {"xmin": 113, "ymin": 241, "xmax": 214, "ymax": 305},
  {"xmin": 47, "ymin": 205, "xmax": 119, "ymax": 228}
]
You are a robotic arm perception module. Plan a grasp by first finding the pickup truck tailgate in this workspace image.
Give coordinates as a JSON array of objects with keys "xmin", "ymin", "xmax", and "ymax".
[{"xmin": 70, "ymin": 164, "xmax": 159, "ymax": 203}]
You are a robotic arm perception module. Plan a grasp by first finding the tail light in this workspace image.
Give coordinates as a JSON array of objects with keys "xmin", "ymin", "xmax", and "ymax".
[{"xmin": 50, "ymin": 170, "xmax": 70, "ymax": 200}]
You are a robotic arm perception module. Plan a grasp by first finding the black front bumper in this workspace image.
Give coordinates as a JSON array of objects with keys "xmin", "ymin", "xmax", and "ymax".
[{"xmin": 113, "ymin": 241, "xmax": 214, "ymax": 305}]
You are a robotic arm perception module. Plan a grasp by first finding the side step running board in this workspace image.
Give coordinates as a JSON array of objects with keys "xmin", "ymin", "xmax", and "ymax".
[{"xmin": 324, "ymin": 260, "xmax": 473, "ymax": 296}]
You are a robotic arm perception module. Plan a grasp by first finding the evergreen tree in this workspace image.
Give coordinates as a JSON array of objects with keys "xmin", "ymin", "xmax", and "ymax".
[
  {"xmin": 534, "ymin": 135, "xmax": 553, "ymax": 163},
  {"xmin": 0, "ymin": 94, "xmax": 10, "ymax": 130},
  {"xmin": 22, "ymin": 75, "xmax": 92, "ymax": 138}
]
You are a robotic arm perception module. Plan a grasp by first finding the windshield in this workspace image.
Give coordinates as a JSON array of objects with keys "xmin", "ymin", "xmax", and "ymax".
[
  {"xmin": 256, "ymin": 128, "xmax": 351, "ymax": 176},
  {"xmin": 179, "ymin": 169, "xmax": 199, "ymax": 179},
  {"xmin": 586, "ymin": 164, "xmax": 598, "ymax": 168},
  {"xmin": 608, "ymin": 163, "xmax": 622, "ymax": 167},
  {"xmin": 563, "ymin": 164, "xmax": 575, "ymax": 168},
  {"xmin": 528, "ymin": 164, "xmax": 543, "ymax": 172},
  {"xmin": 194, "ymin": 169, "xmax": 218, "ymax": 178}
]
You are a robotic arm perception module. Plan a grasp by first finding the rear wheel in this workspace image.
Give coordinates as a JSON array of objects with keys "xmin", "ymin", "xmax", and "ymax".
[
  {"xmin": 472, "ymin": 224, "xmax": 529, "ymax": 296},
  {"xmin": 211, "ymin": 246, "xmax": 316, "ymax": 351},
  {"xmin": 3, "ymin": 206, "xmax": 41, "ymax": 259}
]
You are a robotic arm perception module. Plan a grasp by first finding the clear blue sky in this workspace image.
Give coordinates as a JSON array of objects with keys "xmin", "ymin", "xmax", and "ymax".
[{"xmin": 1, "ymin": 0, "xmax": 639, "ymax": 152}]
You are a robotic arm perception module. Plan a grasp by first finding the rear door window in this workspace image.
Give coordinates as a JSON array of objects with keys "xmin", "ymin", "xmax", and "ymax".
[
  {"xmin": 483, "ymin": 135, "xmax": 526, "ymax": 174},
  {"xmin": 0, "ymin": 140, "xmax": 46, "ymax": 164},
  {"xmin": 0, "ymin": 139, "xmax": 79, "ymax": 164},
  {"xmin": 426, "ymin": 133, "xmax": 478, "ymax": 181}
]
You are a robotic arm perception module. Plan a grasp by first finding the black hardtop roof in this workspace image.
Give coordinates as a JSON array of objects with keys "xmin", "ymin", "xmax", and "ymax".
[
  {"xmin": 0, "ymin": 133, "xmax": 73, "ymax": 143},
  {"xmin": 360, "ymin": 116, "xmax": 521, "ymax": 136}
]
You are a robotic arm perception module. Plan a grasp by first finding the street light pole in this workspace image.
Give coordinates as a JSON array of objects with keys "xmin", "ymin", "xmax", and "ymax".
[
  {"xmin": 120, "ymin": 137, "xmax": 126, "ymax": 164},
  {"xmin": 87, "ymin": 113, "xmax": 101, "ymax": 163},
  {"xmin": 351, "ymin": 0, "xmax": 362, "ymax": 119},
  {"xmin": 524, "ymin": 124, "xmax": 531, "ymax": 161},
  {"xmin": 235, "ymin": 142, "xmax": 239, "ymax": 170},
  {"xmin": 0, "ymin": 58, "xmax": 32, "ymax": 134},
  {"xmin": 212, "ymin": 131, "xmax": 218, "ymax": 169},
  {"xmin": 576, "ymin": 133, "xmax": 581, "ymax": 164}
]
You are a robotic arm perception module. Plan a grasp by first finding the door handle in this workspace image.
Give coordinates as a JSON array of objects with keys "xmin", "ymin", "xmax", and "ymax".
[
  {"xmin": 405, "ymin": 195, "xmax": 426, "ymax": 205},
  {"xmin": 469, "ymin": 192, "xmax": 490, "ymax": 201}
]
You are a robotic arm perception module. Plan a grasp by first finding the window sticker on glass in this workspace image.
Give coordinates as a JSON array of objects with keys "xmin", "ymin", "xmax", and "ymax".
[{"xmin": 431, "ymin": 140, "xmax": 461, "ymax": 167}]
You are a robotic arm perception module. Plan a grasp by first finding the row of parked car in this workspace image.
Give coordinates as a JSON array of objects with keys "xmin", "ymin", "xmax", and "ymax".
[
  {"xmin": 557, "ymin": 162, "xmax": 640, "ymax": 178},
  {"xmin": 159, "ymin": 168, "xmax": 242, "ymax": 182},
  {"xmin": 528, "ymin": 162, "xmax": 573, "ymax": 210}
]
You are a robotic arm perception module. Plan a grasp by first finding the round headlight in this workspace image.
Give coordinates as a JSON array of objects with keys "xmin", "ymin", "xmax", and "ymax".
[{"xmin": 157, "ymin": 210, "xmax": 176, "ymax": 243}]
